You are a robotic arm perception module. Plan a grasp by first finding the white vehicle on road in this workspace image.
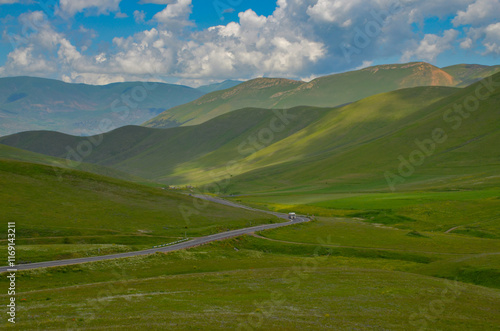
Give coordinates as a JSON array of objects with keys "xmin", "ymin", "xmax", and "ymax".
[{"xmin": 288, "ymin": 212, "xmax": 296, "ymax": 220}]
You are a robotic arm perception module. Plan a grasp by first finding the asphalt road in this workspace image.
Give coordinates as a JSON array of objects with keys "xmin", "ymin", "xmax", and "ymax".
[{"xmin": 0, "ymin": 195, "xmax": 308, "ymax": 272}]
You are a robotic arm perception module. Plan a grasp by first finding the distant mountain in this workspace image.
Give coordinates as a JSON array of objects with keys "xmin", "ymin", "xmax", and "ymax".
[
  {"xmin": 442, "ymin": 64, "xmax": 500, "ymax": 87},
  {"xmin": 0, "ymin": 76, "xmax": 204, "ymax": 136},
  {"xmin": 144, "ymin": 62, "xmax": 459, "ymax": 129},
  {"xmin": 196, "ymin": 80, "xmax": 243, "ymax": 94}
]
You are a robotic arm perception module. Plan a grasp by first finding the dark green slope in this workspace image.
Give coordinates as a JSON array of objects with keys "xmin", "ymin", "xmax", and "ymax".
[
  {"xmin": 0, "ymin": 76, "xmax": 204, "ymax": 136},
  {"xmin": 0, "ymin": 107, "xmax": 328, "ymax": 182},
  {"xmin": 145, "ymin": 62, "xmax": 458, "ymax": 129},
  {"xmin": 0, "ymin": 144, "xmax": 144, "ymax": 183}
]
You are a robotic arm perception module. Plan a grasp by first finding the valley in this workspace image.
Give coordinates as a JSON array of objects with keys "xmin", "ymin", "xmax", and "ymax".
[{"xmin": 1, "ymin": 63, "xmax": 499, "ymax": 330}]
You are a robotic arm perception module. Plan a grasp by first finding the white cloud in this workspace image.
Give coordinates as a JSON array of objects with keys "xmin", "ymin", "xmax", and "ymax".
[
  {"xmin": 307, "ymin": 0, "xmax": 363, "ymax": 27},
  {"xmin": 460, "ymin": 37, "xmax": 473, "ymax": 49},
  {"xmin": 401, "ymin": 29, "xmax": 459, "ymax": 63},
  {"xmin": 59, "ymin": 0, "xmax": 122, "ymax": 16},
  {"xmin": 452, "ymin": 0, "xmax": 500, "ymax": 26},
  {"xmin": 140, "ymin": 0, "xmax": 176, "ymax": 4},
  {"xmin": 152, "ymin": 0, "xmax": 193, "ymax": 28},
  {"xmin": 134, "ymin": 10, "xmax": 146, "ymax": 23},
  {"xmin": 2, "ymin": 0, "xmax": 497, "ymax": 86},
  {"xmin": 355, "ymin": 60, "xmax": 374, "ymax": 70},
  {"xmin": 483, "ymin": 22, "xmax": 500, "ymax": 54},
  {"xmin": 115, "ymin": 11, "xmax": 128, "ymax": 18}
]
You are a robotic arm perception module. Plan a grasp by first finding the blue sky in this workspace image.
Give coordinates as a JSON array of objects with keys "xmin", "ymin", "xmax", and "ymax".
[{"xmin": 0, "ymin": 0, "xmax": 499, "ymax": 86}]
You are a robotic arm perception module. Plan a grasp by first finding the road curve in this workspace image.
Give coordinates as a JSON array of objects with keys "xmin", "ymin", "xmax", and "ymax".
[{"xmin": 1, "ymin": 195, "xmax": 308, "ymax": 272}]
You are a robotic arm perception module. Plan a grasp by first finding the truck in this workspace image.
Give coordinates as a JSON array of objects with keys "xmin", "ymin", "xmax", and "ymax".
[{"xmin": 288, "ymin": 212, "xmax": 296, "ymax": 220}]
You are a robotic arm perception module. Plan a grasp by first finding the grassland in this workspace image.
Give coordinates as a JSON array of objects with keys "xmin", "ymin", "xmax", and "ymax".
[
  {"xmin": 0, "ymin": 159, "xmax": 275, "ymax": 263},
  {"xmin": 1, "ymin": 233, "xmax": 499, "ymax": 330}
]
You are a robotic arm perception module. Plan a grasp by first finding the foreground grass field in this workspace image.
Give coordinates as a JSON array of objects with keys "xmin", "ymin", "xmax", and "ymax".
[{"xmin": 1, "ymin": 236, "xmax": 499, "ymax": 330}]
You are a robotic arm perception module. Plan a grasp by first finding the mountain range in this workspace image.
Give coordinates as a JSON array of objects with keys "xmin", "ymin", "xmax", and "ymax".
[
  {"xmin": 144, "ymin": 62, "xmax": 500, "ymax": 129},
  {"xmin": 2, "ymin": 70, "xmax": 498, "ymax": 195},
  {"xmin": 0, "ymin": 77, "xmax": 242, "ymax": 136}
]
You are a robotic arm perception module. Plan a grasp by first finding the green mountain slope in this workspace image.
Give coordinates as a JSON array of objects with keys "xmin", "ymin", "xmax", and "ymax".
[
  {"xmin": 145, "ymin": 62, "xmax": 458, "ymax": 129},
  {"xmin": 144, "ymin": 78, "xmax": 304, "ymax": 128},
  {"xmin": 0, "ymin": 76, "xmax": 204, "ymax": 136},
  {"xmin": 0, "ymin": 107, "xmax": 328, "ymax": 181},
  {"xmin": 196, "ymin": 80, "xmax": 243, "ymax": 94},
  {"xmin": 0, "ymin": 144, "xmax": 145, "ymax": 183},
  {"xmin": 442, "ymin": 64, "xmax": 500, "ymax": 87},
  {"xmin": 1, "ymin": 85, "xmax": 460, "ymax": 187},
  {"xmin": 3, "ymin": 72, "xmax": 499, "ymax": 195},
  {"xmin": 224, "ymin": 72, "xmax": 500, "ymax": 193}
]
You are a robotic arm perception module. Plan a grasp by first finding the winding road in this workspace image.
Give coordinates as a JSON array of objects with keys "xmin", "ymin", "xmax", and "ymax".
[{"xmin": 0, "ymin": 195, "xmax": 308, "ymax": 272}]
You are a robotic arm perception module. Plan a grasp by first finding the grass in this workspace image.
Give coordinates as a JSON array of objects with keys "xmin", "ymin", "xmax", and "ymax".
[
  {"xmin": 0, "ymin": 159, "xmax": 275, "ymax": 263},
  {"xmin": 229, "ymin": 189, "xmax": 500, "ymax": 237},
  {"xmin": 1, "ymin": 236, "xmax": 499, "ymax": 330}
]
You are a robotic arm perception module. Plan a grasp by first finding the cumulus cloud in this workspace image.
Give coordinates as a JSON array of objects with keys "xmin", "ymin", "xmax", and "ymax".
[
  {"xmin": 1, "ymin": 0, "xmax": 498, "ymax": 86},
  {"xmin": 307, "ymin": 0, "xmax": 363, "ymax": 27},
  {"xmin": 452, "ymin": 0, "xmax": 500, "ymax": 26},
  {"xmin": 483, "ymin": 22, "xmax": 500, "ymax": 54},
  {"xmin": 140, "ymin": 0, "xmax": 176, "ymax": 4},
  {"xmin": 401, "ymin": 29, "xmax": 459, "ymax": 63},
  {"xmin": 152, "ymin": 0, "xmax": 193, "ymax": 29},
  {"xmin": 134, "ymin": 10, "xmax": 146, "ymax": 23},
  {"xmin": 58, "ymin": 0, "xmax": 122, "ymax": 16}
]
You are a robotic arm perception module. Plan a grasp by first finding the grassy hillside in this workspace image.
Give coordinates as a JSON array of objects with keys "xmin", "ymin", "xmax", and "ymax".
[
  {"xmin": 442, "ymin": 64, "xmax": 500, "ymax": 87},
  {"xmin": 0, "ymin": 159, "xmax": 274, "ymax": 263},
  {"xmin": 222, "ymin": 72, "xmax": 500, "ymax": 194},
  {"xmin": 145, "ymin": 62, "xmax": 459, "ymax": 128},
  {"xmin": 2, "ymin": 73, "xmax": 499, "ymax": 195},
  {"xmin": 0, "ymin": 76, "xmax": 204, "ymax": 136},
  {"xmin": 0, "ymin": 106, "xmax": 329, "ymax": 182},
  {"xmin": 0, "ymin": 144, "xmax": 146, "ymax": 183},
  {"xmin": 144, "ymin": 78, "xmax": 304, "ymax": 128},
  {"xmin": 196, "ymin": 79, "xmax": 243, "ymax": 94}
]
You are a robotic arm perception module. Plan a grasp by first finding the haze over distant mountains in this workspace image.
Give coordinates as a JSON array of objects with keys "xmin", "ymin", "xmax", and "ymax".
[{"xmin": 1, "ymin": 62, "xmax": 498, "ymax": 137}]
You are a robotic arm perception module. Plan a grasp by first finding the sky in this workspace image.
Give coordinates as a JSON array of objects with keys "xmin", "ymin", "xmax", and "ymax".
[{"xmin": 0, "ymin": 0, "xmax": 499, "ymax": 87}]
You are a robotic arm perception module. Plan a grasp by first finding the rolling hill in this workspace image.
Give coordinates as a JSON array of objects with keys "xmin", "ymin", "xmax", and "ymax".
[
  {"xmin": 0, "ymin": 143, "xmax": 145, "ymax": 183},
  {"xmin": 442, "ymin": 64, "xmax": 500, "ymax": 87},
  {"xmin": 144, "ymin": 62, "xmax": 459, "ymax": 129},
  {"xmin": 0, "ymin": 158, "xmax": 273, "ymax": 263},
  {"xmin": 0, "ymin": 76, "xmax": 204, "ymax": 136},
  {"xmin": 196, "ymin": 80, "xmax": 243, "ymax": 94},
  {"xmin": 0, "ymin": 84, "xmax": 463, "ymax": 187},
  {"xmin": 2, "ymin": 72, "xmax": 499, "ymax": 195}
]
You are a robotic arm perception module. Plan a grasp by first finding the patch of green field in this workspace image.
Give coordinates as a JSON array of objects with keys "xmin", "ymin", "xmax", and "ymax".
[
  {"xmin": 231, "ymin": 189, "xmax": 500, "ymax": 237},
  {"xmin": 258, "ymin": 218, "xmax": 500, "ymax": 255},
  {"xmin": 1, "ymin": 237, "xmax": 499, "ymax": 330}
]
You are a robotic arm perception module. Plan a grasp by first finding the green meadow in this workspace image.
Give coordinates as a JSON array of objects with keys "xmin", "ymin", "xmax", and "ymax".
[{"xmin": 1, "ymin": 234, "xmax": 499, "ymax": 330}]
